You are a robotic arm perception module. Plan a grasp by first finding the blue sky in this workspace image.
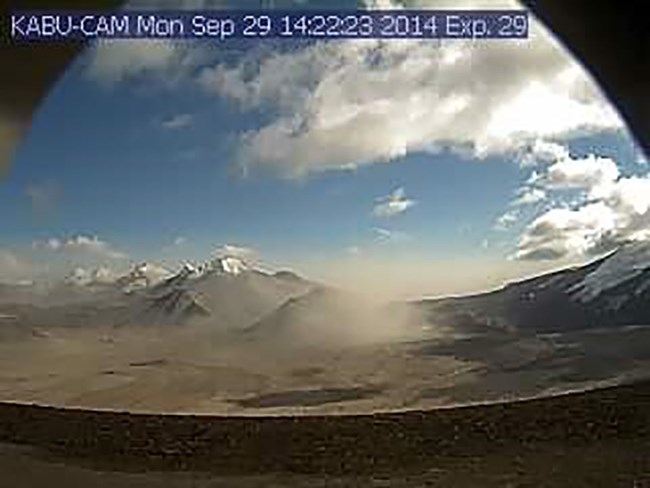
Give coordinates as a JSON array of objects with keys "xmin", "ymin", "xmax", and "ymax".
[{"xmin": 1, "ymin": 0, "xmax": 648, "ymax": 298}]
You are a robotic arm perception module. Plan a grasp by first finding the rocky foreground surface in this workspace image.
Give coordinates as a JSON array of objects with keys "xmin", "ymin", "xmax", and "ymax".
[{"xmin": 1, "ymin": 380, "xmax": 650, "ymax": 486}]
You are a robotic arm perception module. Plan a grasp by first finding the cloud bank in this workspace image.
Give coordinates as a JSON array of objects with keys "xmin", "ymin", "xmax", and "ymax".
[
  {"xmin": 83, "ymin": 0, "xmax": 622, "ymax": 179},
  {"xmin": 514, "ymin": 145, "xmax": 650, "ymax": 260},
  {"xmin": 32, "ymin": 234, "xmax": 128, "ymax": 260},
  {"xmin": 196, "ymin": 2, "xmax": 620, "ymax": 177}
]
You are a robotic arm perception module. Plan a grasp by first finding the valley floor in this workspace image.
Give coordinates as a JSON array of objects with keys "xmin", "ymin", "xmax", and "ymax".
[
  {"xmin": 1, "ymin": 324, "xmax": 650, "ymax": 415},
  {"xmin": 2, "ymin": 324, "xmax": 650, "ymax": 485}
]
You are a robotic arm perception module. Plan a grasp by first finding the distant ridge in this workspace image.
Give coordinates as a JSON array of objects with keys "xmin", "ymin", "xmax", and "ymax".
[{"xmin": 418, "ymin": 241, "xmax": 650, "ymax": 332}]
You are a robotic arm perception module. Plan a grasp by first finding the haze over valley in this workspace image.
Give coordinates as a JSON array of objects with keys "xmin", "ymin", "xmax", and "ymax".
[{"xmin": 2, "ymin": 242, "xmax": 650, "ymax": 416}]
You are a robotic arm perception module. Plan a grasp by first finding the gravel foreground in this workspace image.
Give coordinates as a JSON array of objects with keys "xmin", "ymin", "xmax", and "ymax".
[{"xmin": 1, "ymin": 381, "xmax": 650, "ymax": 486}]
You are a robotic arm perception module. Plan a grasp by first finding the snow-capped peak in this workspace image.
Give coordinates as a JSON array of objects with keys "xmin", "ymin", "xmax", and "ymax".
[
  {"xmin": 64, "ymin": 267, "xmax": 95, "ymax": 287},
  {"xmin": 63, "ymin": 266, "xmax": 120, "ymax": 287},
  {"xmin": 570, "ymin": 241, "xmax": 650, "ymax": 302},
  {"xmin": 171, "ymin": 256, "xmax": 249, "ymax": 283},
  {"xmin": 117, "ymin": 262, "xmax": 172, "ymax": 293},
  {"xmin": 93, "ymin": 266, "xmax": 116, "ymax": 284},
  {"xmin": 211, "ymin": 255, "xmax": 248, "ymax": 275}
]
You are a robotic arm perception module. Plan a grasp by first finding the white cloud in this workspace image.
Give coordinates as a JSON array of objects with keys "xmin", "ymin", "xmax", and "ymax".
[
  {"xmin": 80, "ymin": 0, "xmax": 622, "ymax": 178},
  {"xmin": 520, "ymin": 139, "xmax": 570, "ymax": 167},
  {"xmin": 515, "ymin": 170, "xmax": 650, "ymax": 260},
  {"xmin": 494, "ymin": 210, "xmax": 519, "ymax": 230},
  {"xmin": 162, "ymin": 113, "xmax": 193, "ymax": 130},
  {"xmin": 83, "ymin": 0, "xmax": 231, "ymax": 86},
  {"xmin": 213, "ymin": 244, "xmax": 256, "ymax": 260},
  {"xmin": 64, "ymin": 266, "xmax": 120, "ymax": 286},
  {"xmin": 544, "ymin": 154, "xmax": 620, "ymax": 190},
  {"xmin": 512, "ymin": 187, "xmax": 547, "ymax": 206},
  {"xmin": 173, "ymin": 236, "xmax": 188, "ymax": 246},
  {"xmin": 507, "ymin": 143, "xmax": 634, "ymax": 258},
  {"xmin": 514, "ymin": 141, "xmax": 650, "ymax": 260},
  {"xmin": 64, "ymin": 235, "xmax": 128, "ymax": 259},
  {"xmin": 515, "ymin": 203, "xmax": 619, "ymax": 260},
  {"xmin": 32, "ymin": 238, "xmax": 62, "ymax": 251},
  {"xmin": 197, "ymin": 0, "xmax": 620, "ymax": 177},
  {"xmin": 92, "ymin": 266, "xmax": 118, "ymax": 283},
  {"xmin": 33, "ymin": 234, "xmax": 127, "ymax": 260},
  {"xmin": 85, "ymin": 39, "xmax": 208, "ymax": 86},
  {"xmin": 372, "ymin": 187, "xmax": 416, "ymax": 218},
  {"xmin": 593, "ymin": 176, "xmax": 650, "ymax": 220}
]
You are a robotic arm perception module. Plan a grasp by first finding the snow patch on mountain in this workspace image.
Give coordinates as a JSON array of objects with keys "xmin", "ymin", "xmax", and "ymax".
[
  {"xmin": 215, "ymin": 256, "xmax": 248, "ymax": 275},
  {"xmin": 172, "ymin": 256, "xmax": 249, "ymax": 282},
  {"xmin": 64, "ymin": 267, "xmax": 117, "ymax": 287},
  {"xmin": 570, "ymin": 242, "xmax": 650, "ymax": 302},
  {"xmin": 123, "ymin": 252, "xmax": 310, "ymax": 327},
  {"xmin": 117, "ymin": 263, "xmax": 172, "ymax": 293}
]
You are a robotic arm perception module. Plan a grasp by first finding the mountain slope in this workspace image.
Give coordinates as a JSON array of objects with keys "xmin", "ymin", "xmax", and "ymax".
[
  {"xmin": 418, "ymin": 242, "xmax": 650, "ymax": 332},
  {"xmin": 125, "ymin": 259, "xmax": 314, "ymax": 329},
  {"xmin": 0, "ymin": 258, "xmax": 314, "ymax": 330},
  {"xmin": 245, "ymin": 286, "xmax": 425, "ymax": 346}
]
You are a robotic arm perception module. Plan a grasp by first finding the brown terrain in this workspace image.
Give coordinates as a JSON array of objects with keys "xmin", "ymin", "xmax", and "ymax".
[{"xmin": 1, "ymin": 379, "xmax": 650, "ymax": 487}]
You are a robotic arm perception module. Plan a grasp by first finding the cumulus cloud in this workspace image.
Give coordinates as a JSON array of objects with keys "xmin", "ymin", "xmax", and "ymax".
[
  {"xmin": 33, "ymin": 234, "xmax": 127, "ymax": 260},
  {"xmin": 512, "ymin": 187, "xmax": 547, "ymax": 206},
  {"xmin": 63, "ymin": 235, "xmax": 128, "ymax": 259},
  {"xmin": 515, "ymin": 203, "xmax": 619, "ymax": 260},
  {"xmin": 213, "ymin": 244, "xmax": 257, "ymax": 260},
  {"xmin": 92, "ymin": 266, "xmax": 118, "ymax": 283},
  {"xmin": 592, "ymin": 177, "xmax": 650, "ymax": 224},
  {"xmin": 520, "ymin": 139, "xmax": 571, "ymax": 167},
  {"xmin": 83, "ymin": 0, "xmax": 231, "ymax": 86},
  {"xmin": 514, "ymin": 143, "xmax": 650, "ymax": 260},
  {"xmin": 544, "ymin": 154, "xmax": 620, "ymax": 190},
  {"xmin": 196, "ymin": 0, "xmax": 620, "ymax": 177},
  {"xmin": 161, "ymin": 113, "xmax": 193, "ymax": 130},
  {"xmin": 119, "ymin": 262, "xmax": 173, "ymax": 289},
  {"xmin": 372, "ymin": 187, "xmax": 416, "ymax": 218},
  {"xmin": 85, "ymin": 39, "xmax": 208, "ymax": 86},
  {"xmin": 80, "ymin": 0, "xmax": 622, "ymax": 178},
  {"xmin": 505, "ymin": 138, "xmax": 650, "ymax": 261},
  {"xmin": 64, "ymin": 266, "xmax": 120, "ymax": 286},
  {"xmin": 32, "ymin": 238, "xmax": 62, "ymax": 251},
  {"xmin": 494, "ymin": 209, "xmax": 519, "ymax": 230}
]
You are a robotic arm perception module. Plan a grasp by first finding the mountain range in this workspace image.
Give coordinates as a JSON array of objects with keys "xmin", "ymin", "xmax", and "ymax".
[
  {"xmin": 0, "ymin": 255, "xmax": 313, "ymax": 331},
  {"xmin": 418, "ymin": 241, "xmax": 650, "ymax": 333},
  {"xmin": 2, "ymin": 242, "xmax": 650, "ymax": 337}
]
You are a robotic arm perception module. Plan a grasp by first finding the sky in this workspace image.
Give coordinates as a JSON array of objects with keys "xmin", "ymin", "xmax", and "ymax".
[{"xmin": 1, "ymin": 0, "xmax": 648, "ymax": 299}]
